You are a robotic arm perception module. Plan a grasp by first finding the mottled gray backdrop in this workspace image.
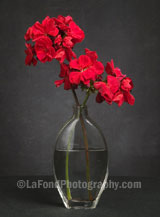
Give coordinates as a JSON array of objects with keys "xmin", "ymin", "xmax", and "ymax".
[{"xmin": 0, "ymin": 0, "xmax": 160, "ymax": 176}]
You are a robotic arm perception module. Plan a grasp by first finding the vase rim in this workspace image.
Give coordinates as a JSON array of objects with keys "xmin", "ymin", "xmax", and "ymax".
[
  {"xmin": 73, "ymin": 104, "xmax": 88, "ymax": 108},
  {"xmin": 72, "ymin": 104, "xmax": 88, "ymax": 116}
]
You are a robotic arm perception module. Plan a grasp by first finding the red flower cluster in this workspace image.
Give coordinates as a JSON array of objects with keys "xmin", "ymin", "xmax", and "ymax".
[
  {"xmin": 24, "ymin": 15, "xmax": 85, "ymax": 65},
  {"xmin": 69, "ymin": 48, "xmax": 104, "ymax": 85},
  {"xmin": 54, "ymin": 48, "xmax": 104, "ymax": 89},
  {"xmin": 25, "ymin": 15, "xmax": 135, "ymax": 107},
  {"xmin": 94, "ymin": 60, "xmax": 135, "ymax": 106}
]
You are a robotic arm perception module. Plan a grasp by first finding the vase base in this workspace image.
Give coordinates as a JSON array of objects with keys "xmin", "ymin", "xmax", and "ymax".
[{"xmin": 65, "ymin": 199, "xmax": 96, "ymax": 209}]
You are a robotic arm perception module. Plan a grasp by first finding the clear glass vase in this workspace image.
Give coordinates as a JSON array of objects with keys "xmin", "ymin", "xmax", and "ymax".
[{"xmin": 53, "ymin": 105, "xmax": 108, "ymax": 209}]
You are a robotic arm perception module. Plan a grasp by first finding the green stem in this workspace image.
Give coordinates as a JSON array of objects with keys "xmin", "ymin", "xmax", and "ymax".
[
  {"xmin": 82, "ymin": 90, "xmax": 90, "ymax": 108},
  {"xmin": 65, "ymin": 129, "xmax": 73, "ymax": 200},
  {"xmin": 79, "ymin": 114, "xmax": 93, "ymax": 201},
  {"xmin": 71, "ymin": 86, "xmax": 80, "ymax": 106},
  {"xmin": 71, "ymin": 87, "xmax": 93, "ymax": 201}
]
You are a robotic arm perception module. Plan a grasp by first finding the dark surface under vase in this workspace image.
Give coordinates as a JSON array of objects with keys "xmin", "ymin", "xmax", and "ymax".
[{"xmin": 0, "ymin": 176, "xmax": 160, "ymax": 217}]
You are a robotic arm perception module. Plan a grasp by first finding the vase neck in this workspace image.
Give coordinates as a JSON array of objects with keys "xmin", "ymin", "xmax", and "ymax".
[{"xmin": 73, "ymin": 105, "xmax": 88, "ymax": 118}]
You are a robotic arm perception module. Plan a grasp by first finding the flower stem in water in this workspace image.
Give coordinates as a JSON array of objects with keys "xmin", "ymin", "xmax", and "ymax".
[{"xmin": 65, "ymin": 129, "xmax": 73, "ymax": 200}]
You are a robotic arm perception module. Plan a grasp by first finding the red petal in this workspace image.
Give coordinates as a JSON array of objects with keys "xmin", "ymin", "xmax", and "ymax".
[
  {"xmin": 105, "ymin": 59, "xmax": 114, "ymax": 75},
  {"xmin": 94, "ymin": 82, "xmax": 113, "ymax": 104},
  {"xmin": 24, "ymin": 27, "xmax": 33, "ymax": 41},
  {"xmin": 48, "ymin": 27, "xmax": 59, "ymax": 37},
  {"xmin": 62, "ymin": 36, "xmax": 73, "ymax": 48},
  {"xmin": 124, "ymin": 92, "xmax": 135, "ymax": 105},
  {"xmin": 32, "ymin": 22, "xmax": 44, "ymax": 40},
  {"xmin": 114, "ymin": 68, "xmax": 125, "ymax": 80},
  {"xmin": 94, "ymin": 82, "xmax": 105, "ymax": 90},
  {"xmin": 107, "ymin": 75, "xmax": 120, "ymax": 93},
  {"xmin": 68, "ymin": 21, "xmax": 85, "ymax": 43},
  {"xmin": 55, "ymin": 48, "xmax": 66, "ymax": 63},
  {"xmin": 36, "ymin": 50, "xmax": 46, "ymax": 62},
  {"xmin": 65, "ymin": 48, "xmax": 76, "ymax": 62},
  {"xmin": 69, "ymin": 71, "xmax": 81, "ymax": 85},
  {"xmin": 96, "ymin": 92, "xmax": 104, "ymax": 103},
  {"xmin": 93, "ymin": 61, "xmax": 104, "ymax": 75},
  {"xmin": 64, "ymin": 78, "xmax": 71, "ymax": 90},
  {"xmin": 113, "ymin": 91, "xmax": 124, "ymax": 106},
  {"xmin": 60, "ymin": 63, "xmax": 69, "ymax": 78},
  {"xmin": 54, "ymin": 35, "xmax": 62, "ymax": 45},
  {"xmin": 42, "ymin": 16, "xmax": 59, "ymax": 37},
  {"xmin": 82, "ymin": 68, "xmax": 95, "ymax": 81},
  {"xmin": 65, "ymin": 15, "xmax": 73, "ymax": 24},
  {"xmin": 32, "ymin": 57, "xmax": 37, "ymax": 66},
  {"xmin": 69, "ymin": 59, "xmax": 80, "ymax": 70},
  {"xmin": 54, "ymin": 79, "xmax": 64, "ymax": 87},
  {"xmin": 121, "ymin": 77, "xmax": 134, "ymax": 91},
  {"xmin": 85, "ymin": 48, "xmax": 98, "ymax": 62},
  {"xmin": 78, "ymin": 55, "xmax": 92, "ymax": 69},
  {"xmin": 42, "ymin": 16, "xmax": 50, "ymax": 26}
]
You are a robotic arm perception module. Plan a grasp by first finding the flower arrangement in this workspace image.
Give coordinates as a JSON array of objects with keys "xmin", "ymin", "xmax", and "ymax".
[
  {"xmin": 24, "ymin": 15, "xmax": 135, "ymax": 107},
  {"xmin": 24, "ymin": 15, "xmax": 135, "ymax": 206}
]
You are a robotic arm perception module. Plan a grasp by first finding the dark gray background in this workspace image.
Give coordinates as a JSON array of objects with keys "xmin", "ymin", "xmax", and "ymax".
[{"xmin": 0, "ymin": 0, "xmax": 160, "ymax": 177}]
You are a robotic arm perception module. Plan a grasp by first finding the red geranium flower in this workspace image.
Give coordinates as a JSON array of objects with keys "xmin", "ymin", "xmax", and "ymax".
[
  {"xmin": 112, "ymin": 90, "xmax": 124, "ymax": 106},
  {"xmin": 94, "ymin": 82, "xmax": 113, "ymax": 104},
  {"xmin": 24, "ymin": 15, "xmax": 85, "ymax": 64},
  {"xmin": 25, "ymin": 43, "xmax": 37, "ymax": 66},
  {"xmin": 35, "ymin": 36, "xmax": 55, "ymax": 63},
  {"xmin": 107, "ymin": 75, "xmax": 120, "ymax": 94},
  {"xmin": 24, "ymin": 16, "xmax": 135, "ymax": 107},
  {"xmin": 54, "ymin": 15, "xmax": 84, "ymax": 44},
  {"xmin": 121, "ymin": 77, "xmax": 133, "ymax": 91},
  {"xmin": 24, "ymin": 27, "xmax": 33, "ymax": 41},
  {"xmin": 113, "ymin": 90, "xmax": 135, "ymax": 106},
  {"xmin": 67, "ymin": 21, "xmax": 85, "ymax": 44},
  {"xmin": 105, "ymin": 59, "xmax": 125, "ymax": 80},
  {"xmin": 54, "ymin": 63, "xmax": 71, "ymax": 90},
  {"xmin": 112, "ymin": 77, "xmax": 135, "ymax": 106},
  {"xmin": 31, "ymin": 16, "xmax": 59, "ymax": 41},
  {"xmin": 95, "ymin": 60, "xmax": 135, "ymax": 106},
  {"xmin": 53, "ymin": 15, "xmax": 73, "ymax": 31},
  {"xmin": 54, "ymin": 35, "xmax": 75, "ymax": 63},
  {"xmin": 62, "ymin": 36, "xmax": 74, "ymax": 48},
  {"xmin": 69, "ymin": 49, "xmax": 104, "ymax": 85},
  {"xmin": 85, "ymin": 48, "xmax": 98, "ymax": 62},
  {"xmin": 94, "ymin": 75, "xmax": 120, "ymax": 104}
]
